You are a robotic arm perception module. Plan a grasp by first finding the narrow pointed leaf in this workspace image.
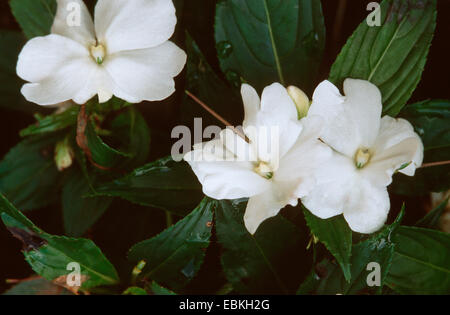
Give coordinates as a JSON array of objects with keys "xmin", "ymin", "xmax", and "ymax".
[
  {"xmin": 303, "ymin": 208, "xmax": 352, "ymax": 282},
  {"xmin": 94, "ymin": 157, "xmax": 203, "ymax": 216},
  {"xmin": 0, "ymin": 194, "xmax": 119, "ymax": 290},
  {"xmin": 329, "ymin": 0, "xmax": 437, "ymax": 116},
  {"xmin": 128, "ymin": 198, "xmax": 214, "ymax": 290}
]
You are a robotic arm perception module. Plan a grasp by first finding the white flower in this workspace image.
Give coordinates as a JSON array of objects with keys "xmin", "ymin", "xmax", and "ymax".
[
  {"xmin": 184, "ymin": 83, "xmax": 332, "ymax": 234},
  {"xmin": 17, "ymin": 0, "xmax": 186, "ymax": 105},
  {"xmin": 302, "ymin": 79, "xmax": 424, "ymax": 234}
]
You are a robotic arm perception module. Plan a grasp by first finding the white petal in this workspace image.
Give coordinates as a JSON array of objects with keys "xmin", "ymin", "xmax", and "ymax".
[
  {"xmin": 95, "ymin": 0, "xmax": 177, "ymax": 54},
  {"xmin": 343, "ymin": 79, "xmax": 382, "ymax": 147},
  {"xmin": 372, "ymin": 116, "xmax": 424, "ymax": 177},
  {"xmin": 308, "ymin": 79, "xmax": 382, "ymax": 157},
  {"xmin": 17, "ymin": 34, "xmax": 89, "ymax": 83},
  {"xmin": 260, "ymin": 83, "xmax": 299, "ymax": 123},
  {"xmin": 16, "ymin": 35, "xmax": 106, "ymax": 105},
  {"xmin": 244, "ymin": 191, "xmax": 289, "ymax": 235},
  {"xmin": 241, "ymin": 84, "xmax": 261, "ymax": 129},
  {"xmin": 243, "ymin": 83, "xmax": 303, "ymax": 162},
  {"xmin": 301, "ymin": 153, "xmax": 356, "ymax": 219},
  {"xmin": 52, "ymin": 0, "xmax": 95, "ymax": 46},
  {"xmin": 220, "ymin": 129, "xmax": 257, "ymax": 162},
  {"xmin": 275, "ymin": 115, "xmax": 332, "ymax": 196},
  {"xmin": 20, "ymin": 63, "xmax": 113, "ymax": 105},
  {"xmin": 184, "ymin": 140, "xmax": 270, "ymax": 200},
  {"xmin": 343, "ymin": 180, "xmax": 390, "ymax": 234},
  {"xmin": 364, "ymin": 137, "xmax": 423, "ymax": 187},
  {"xmin": 103, "ymin": 41, "xmax": 186, "ymax": 103}
]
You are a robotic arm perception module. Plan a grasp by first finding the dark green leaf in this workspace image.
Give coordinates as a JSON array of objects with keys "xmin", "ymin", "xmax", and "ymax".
[
  {"xmin": 84, "ymin": 119, "xmax": 130, "ymax": 169},
  {"xmin": 128, "ymin": 198, "xmax": 214, "ymax": 290},
  {"xmin": 62, "ymin": 169, "xmax": 113, "ymax": 237},
  {"xmin": 216, "ymin": 199, "xmax": 305, "ymax": 294},
  {"xmin": 386, "ymin": 226, "xmax": 450, "ymax": 294},
  {"xmin": 10, "ymin": 0, "xmax": 56, "ymax": 39},
  {"xmin": 182, "ymin": 34, "xmax": 243, "ymax": 127},
  {"xmin": 416, "ymin": 198, "xmax": 448, "ymax": 229},
  {"xmin": 149, "ymin": 281, "xmax": 177, "ymax": 295},
  {"xmin": 94, "ymin": 156, "xmax": 203, "ymax": 216},
  {"xmin": 3, "ymin": 277, "xmax": 72, "ymax": 295},
  {"xmin": 0, "ymin": 194, "xmax": 119, "ymax": 290},
  {"xmin": 299, "ymin": 234, "xmax": 395, "ymax": 295},
  {"xmin": 215, "ymin": 0, "xmax": 325, "ymax": 92},
  {"xmin": 303, "ymin": 208, "xmax": 352, "ymax": 282},
  {"xmin": 109, "ymin": 108, "xmax": 151, "ymax": 170},
  {"xmin": 391, "ymin": 99, "xmax": 450, "ymax": 195},
  {"xmin": 329, "ymin": 0, "xmax": 437, "ymax": 116},
  {"xmin": 122, "ymin": 287, "xmax": 148, "ymax": 295},
  {"xmin": 0, "ymin": 134, "xmax": 62, "ymax": 210},
  {"xmin": 298, "ymin": 210, "xmax": 403, "ymax": 294},
  {"xmin": 20, "ymin": 106, "xmax": 79, "ymax": 137}
]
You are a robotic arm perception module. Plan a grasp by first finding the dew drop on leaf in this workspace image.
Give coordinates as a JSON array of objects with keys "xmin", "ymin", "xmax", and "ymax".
[
  {"xmin": 225, "ymin": 70, "xmax": 241, "ymax": 88},
  {"xmin": 216, "ymin": 41, "xmax": 233, "ymax": 59}
]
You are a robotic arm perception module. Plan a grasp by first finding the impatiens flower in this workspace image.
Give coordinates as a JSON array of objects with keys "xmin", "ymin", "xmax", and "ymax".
[
  {"xmin": 302, "ymin": 79, "xmax": 424, "ymax": 234},
  {"xmin": 184, "ymin": 83, "xmax": 332, "ymax": 234},
  {"xmin": 17, "ymin": 0, "xmax": 186, "ymax": 105}
]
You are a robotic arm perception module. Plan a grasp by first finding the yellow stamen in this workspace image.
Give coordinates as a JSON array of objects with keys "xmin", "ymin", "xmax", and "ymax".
[
  {"xmin": 355, "ymin": 148, "xmax": 371, "ymax": 169},
  {"xmin": 90, "ymin": 44, "xmax": 106, "ymax": 64}
]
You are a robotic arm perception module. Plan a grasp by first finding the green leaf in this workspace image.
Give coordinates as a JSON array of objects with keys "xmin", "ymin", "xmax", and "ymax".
[
  {"xmin": 182, "ymin": 34, "xmax": 243, "ymax": 127},
  {"xmin": 10, "ymin": 0, "xmax": 56, "ymax": 39},
  {"xmin": 216, "ymin": 199, "xmax": 305, "ymax": 294},
  {"xmin": 84, "ymin": 119, "xmax": 130, "ymax": 169},
  {"xmin": 62, "ymin": 169, "xmax": 113, "ymax": 237},
  {"xmin": 0, "ymin": 194, "xmax": 119, "ymax": 290},
  {"xmin": 109, "ymin": 108, "xmax": 151, "ymax": 170},
  {"xmin": 215, "ymin": 0, "xmax": 325, "ymax": 92},
  {"xmin": 391, "ymin": 99, "xmax": 450, "ymax": 195},
  {"xmin": 122, "ymin": 287, "xmax": 148, "ymax": 295},
  {"xmin": 0, "ymin": 30, "xmax": 42, "ymax": 113},
  {"xmin": 149, "ymin": 281, "xmax": 177, "ymax": 295},
  {"xmin": 128, "ymin": 198, "xmax": 214, "ymax": 290},
  {"xmin": 416, "ymin": 198, "xmax": 448, "ymax": 229},
  {"xmin": 299, "ymin": 233, "xmax": 395, "ymax": 295},
  {"xmin": 298, "ymin": 210, "xmax": 403, "ymax": 295},
  {"xmin": 94, "ymin": 156, "xmax": 203, "ymax": 216},
  {"xmin": 386, "ymin": 226, "xmax": 450, "ymax": 294},
  {"xmin": 0, "ymin": 134, "xmax": 62, "ymax": 210},
  {"xmin": 3, "ymin": 277, "xmax": 72, "ymax": 295},
  {"xmin": 20, "ymin": 106, "xmax": 79, "ymax": 137},
  {"xmin": 303, "ymin": 208, "xmax": 352, "ymax": 282},
  {"xmin": 329, "ymin": 0, "xmax": 437, "ymax": 116}
]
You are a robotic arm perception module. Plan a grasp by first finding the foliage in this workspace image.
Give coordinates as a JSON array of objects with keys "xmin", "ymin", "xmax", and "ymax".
[{"xmin": 0, "ymin": 0, "xmax": 449, "ymax": 295}]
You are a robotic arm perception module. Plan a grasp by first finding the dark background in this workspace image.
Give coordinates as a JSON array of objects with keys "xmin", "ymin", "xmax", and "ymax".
[{"xmin": 0, "ymin": 0, "xmax": 449, "ymax": 294}]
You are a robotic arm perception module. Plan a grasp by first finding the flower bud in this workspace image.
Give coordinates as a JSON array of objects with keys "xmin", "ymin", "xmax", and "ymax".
[
  {"xmin": 54, "ymin": 138, "xmax": 74, "ymax": 171},
  {"xmin": 287, "ymin": 85, "xmax": 310, "ymax": 119}
]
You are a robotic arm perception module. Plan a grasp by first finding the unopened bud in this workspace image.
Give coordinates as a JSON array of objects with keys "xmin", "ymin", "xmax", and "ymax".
[
  {"xmin": 287, "ymin": 86, "xmax": 310, "ymax": 119},
  {"xmin": 55, "ymin": 138, "xmax": 74, "ymax": 171}
]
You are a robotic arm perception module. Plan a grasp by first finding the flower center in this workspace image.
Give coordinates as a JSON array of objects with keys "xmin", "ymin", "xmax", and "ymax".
[
  {"xmin": 354, "ymin": 147, "xmax": 371, "ymax": 169},
  {"xmin": 254, "ymin": 161, "xmax": 274, "ymax": 179},
  {"xmin": 90, "ymin": 44, "xmax": 106, "ymax": 65}
]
